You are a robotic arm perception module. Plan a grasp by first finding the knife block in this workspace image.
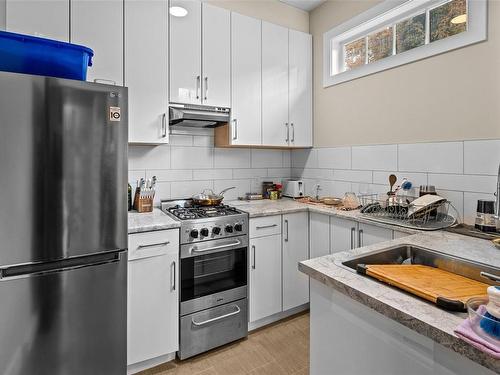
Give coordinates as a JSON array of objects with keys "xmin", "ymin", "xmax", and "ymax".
[
  {"xmin": 133, "ymin": 188, "xmax": 154, "ymax": 213},
  {"xmin": 136, "ymin": 197, "xmax": 153, "ymax": 213}
]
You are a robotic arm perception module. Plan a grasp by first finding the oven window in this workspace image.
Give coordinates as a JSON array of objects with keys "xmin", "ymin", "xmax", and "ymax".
[{"xmin": 181, "ymin": 247, "xmax": 247, "ymax": 302}]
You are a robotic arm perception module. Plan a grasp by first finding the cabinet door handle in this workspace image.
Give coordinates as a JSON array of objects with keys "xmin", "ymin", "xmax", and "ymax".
[
  {"xmin": 350, "ymin": 227, "xmax": 356, "ymax": 250},
  {"xmin": 196, "ymin": 75, "xmax": 200, "ymax": 99},
  {"xmin": 93, "ymin": 78, "xmax": 116, "ymax": 85},
  {"xmin": 358, "ymin": 229, "xmax": 363, "ymax": 248},
  {"xmin": 137, "ymin": 241, "xmax": 170, "ymax": 250},
  {"xmin": 161, "ymin": 113, "xmax": 167, "ymax": 138},
  {"xmin": 284, "ymin": 219, "xmax": 289, "ymax": 242},
  {"xmin": 232, "ymin": 119, "xmax": 238, "ymax": 140},
  {"xmin": 252, "ymin": 245, "xmax": 256, "ymax": 269},
  {"xmin": 285, "ymin": 122, "xmax": 289, "ymax": 143},
  {"xmin": 291, "ymin": 123, "xmax": 295, "ymax": 143},
  {"xmin": 255, "ymin": 224, "xmax": 277, "ymax": 230},
  {"xmin": 204, "ymin": 77, "xmax": 208, "ymax": 101},
  {"xmin": 171, "ymin": 260, "xmax": 176, "ymax": 291}
]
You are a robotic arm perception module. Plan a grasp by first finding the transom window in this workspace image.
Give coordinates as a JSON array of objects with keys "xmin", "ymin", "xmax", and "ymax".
[{"xmin": 323, "ymin": 0, "xmax": 487, "ymax": 87}]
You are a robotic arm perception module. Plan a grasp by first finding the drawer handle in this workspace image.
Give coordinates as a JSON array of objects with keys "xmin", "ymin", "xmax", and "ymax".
[
  {"xmin": 93, "ymin": 78, "xmax": 116, "ymax": 86},
  {"xmin": 255, "ymin": 224, "xmax": 278, "ymax": 230},
  {"xmin": 137, "ymin": 241, "xmax": 170, "ymax": 250},
  {"xmin": 191, "ymin": 306, "xmax": 241, "ymax": 327},
  {"xmin": 480, "ymin": 272, "xmax": 500, "ymax": 283}
]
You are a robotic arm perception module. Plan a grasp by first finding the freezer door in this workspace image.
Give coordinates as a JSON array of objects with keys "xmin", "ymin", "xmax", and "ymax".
[
  {"xmin": 0, "ymin": 72, "xmax": 128, "ymax": 265},
  {"xmin": 0, "ymin": 251, "xmax": 127, "ymax": 375}
]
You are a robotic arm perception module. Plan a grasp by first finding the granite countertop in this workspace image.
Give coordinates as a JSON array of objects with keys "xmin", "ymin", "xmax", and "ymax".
[
  {"xmin": 229, "ymin": 198, "xmax": 419, "ymax": 234},
  {"xmin": 299, "ymin": 231, "xmax": 500, "ymax": 373},
  {"xmin": 128, "ymin": 208, "xmax": 180, "ymax": 234}
]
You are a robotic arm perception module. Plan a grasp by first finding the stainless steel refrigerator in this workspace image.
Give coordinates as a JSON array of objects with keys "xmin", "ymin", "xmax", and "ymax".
[{"xmin": 0, "ymin": 71, "xmax": 128, "ymax": 375}]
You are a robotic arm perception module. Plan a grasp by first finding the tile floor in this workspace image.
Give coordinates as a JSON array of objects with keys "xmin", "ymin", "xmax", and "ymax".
[{"xmin": 137, "ymin": 312, "xmax": 309, "ymax": 375}]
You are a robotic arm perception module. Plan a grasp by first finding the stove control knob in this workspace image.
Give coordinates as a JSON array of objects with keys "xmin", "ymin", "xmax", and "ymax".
[
  {"xmin": 225, "ymin": 225, "xmax": 233, "ymax": 233},
  {"xmin": 190, "ymin": 229, "xmax": 199, "ymax": 239},
  {"xmin": 200, "ymin": 228, "xmax": 209, "ymax": 237},
  {"xmin": 212, "ymin": 226, "xmax": 221, "ymax": 235},
  {"xmin": 234, "ymin": 223, "xmax": 243, "ymax": 232}
]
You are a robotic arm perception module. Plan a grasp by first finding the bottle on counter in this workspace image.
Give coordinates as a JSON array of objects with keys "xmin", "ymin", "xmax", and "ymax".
[{"xmin": 128, "ymin": 183, "xmax": 132, "ymax": 211}]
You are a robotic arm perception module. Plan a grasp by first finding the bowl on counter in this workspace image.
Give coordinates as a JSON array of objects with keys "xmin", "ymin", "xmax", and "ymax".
[{"xmin": 467, "ymin": 296, "xmax": 500, "ymax": 345}]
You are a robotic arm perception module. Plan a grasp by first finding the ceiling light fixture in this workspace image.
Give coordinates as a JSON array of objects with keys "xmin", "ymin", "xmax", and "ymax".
[
  {"xmin": 170, "ymin": 6, "xmax": 188, "ymax": 17},
  {"xmin": 451, "ymin": 14, "xmax": 467, "ymax": 24}
]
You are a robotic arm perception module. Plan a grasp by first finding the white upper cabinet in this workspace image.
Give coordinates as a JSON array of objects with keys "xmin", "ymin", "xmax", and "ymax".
[
  {"xmin": 169, "ymin": 0, "xmax": 202, "ymax": 105},
  {"xmin": 6, "ymin": 0, "xmax": 69, "ymax": 41},
  {"xmin": 229, "ymin": 12, "xmax": 262, "ymax": 146},
  {"xmin": 71, "ymin": 0, "xmax": 123, "ymax": 86},
  {"xmin": 202, "ymin": 3, "xmax": 230, "ymax": 108},
  {"xmin": 289, "ymin": 29, "xmax": 312, "ymax": 148},
  {"xmin": 262, "ymin": 21, "xmax": 289, "ymax": 147},
  {"xmin": 125, "ymin": 0, "xmax": 169, "ymax": 144}
]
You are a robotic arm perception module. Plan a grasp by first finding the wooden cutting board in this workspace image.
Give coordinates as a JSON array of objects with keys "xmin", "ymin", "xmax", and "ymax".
[{"xmin": 359, "ymin": 264, "xmax": 489, "ymax": 311}]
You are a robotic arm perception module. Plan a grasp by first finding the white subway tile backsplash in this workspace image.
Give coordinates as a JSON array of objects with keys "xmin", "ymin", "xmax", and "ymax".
[
  {"xmin": 214, "ymin": 148, "xmax": 251, "ymax": 169},
  {"xmin": 153, "ymin": 182, "xmax": 171, "ymax": 204},
  {"xmin": 251, "ymin": 149, "xmax": 283, "ymax": 168},
  {"xmin": 463, "ymin": 192, "xmax": 496, "ymax": 225},
  {"xmin": 317, "ymin": 147, "xmax": 351, "ymax": 169},
  {"xmin": 398, "ymin": 142, "xmax": 463, "ymax": 174},
  {"xmin": 333, "ymin": 169, "xmax": 372, "ymax": 183},
  {"xmin": 193, "ymin": 169, "xmax": 233, "ymax": 180},
  {"xmin": 232, "ymin": 168, "xmax": 268, "ymax": 179},
  {"xmin": 170, "ymin": 180, "xmax": 213, "ymax": 199},
  {"xmin": 128, "ymin": 145, "xmax": 170, "ymax": 170},
  {"xmin": 464, "ymin": 140, "xmax": 500, "ymax": 175},
  {"xmin": 330, "ymin": 181, "xmax": 352, "ymax": 197},
  {"xmin": 300, "ymin": 168, "xmax": 334, "ymax": 180},
  {"xmin": 146, "ymin": 169, "xmax": 192, "ymax": 182},
  {"xmin": 428, "ymin": 174, "xmax": 497, "ymax": 194},
  {"xmin": 291, "ymin": 149, "xmax": 317, "ymax": 169},
  {"xmin": 267, "ymin": 168, "xmax": 292, "ymax": 178},
  {"xmin": 282, "ymin": 151, "xmax": 291, "ymax": 168},
  {"xmin": 193, "ymin": 135, "xmax": 214, "ymax": 147},
  {"xmin": 168, "ymin": 134, "xmax": 193, "ymax": 146},
  {"xmin": 171, "ymin": 146, "xmax": 213, "ymax": 169},
  {"xmin": 128, "ymin": 170, "xmax": 145, "ymax": 186},
  {"xmin": 352, "ymin": 145, "xmax": 397, "ymax": 171}
]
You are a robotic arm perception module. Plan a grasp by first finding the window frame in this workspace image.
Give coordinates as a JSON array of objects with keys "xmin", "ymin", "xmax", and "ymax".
[{"xmin": 323, "ymin": 0, "xmax": 487, "ymax": 87}]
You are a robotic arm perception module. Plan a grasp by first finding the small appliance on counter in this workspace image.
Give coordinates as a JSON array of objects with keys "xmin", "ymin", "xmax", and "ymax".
[
  {"xmin": 475, "ymin": 200, "xmax": 497, "ymax": 233},
  {"xmin": 283, "ymin": 179, "xmax": 304, "ymax": 198}
]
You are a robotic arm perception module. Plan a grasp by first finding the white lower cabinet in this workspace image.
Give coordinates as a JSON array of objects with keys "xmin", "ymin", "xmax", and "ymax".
[
  {"xmin": 357, "ymin": 222, "xmax": 393, "ymax": 248},
  {"xmin": 283, "ymin": 212, "xmax": 309, "ymax": 310},
  {"xmin": 127, "ymin": 230, "xmax": 179, "ymax": 366},
  {"xmin": 309, "ymin": 212, "xmax": 330, "ymax": 259},
  {"xmin": 330, "ymin": 216, "xmax": 357, "ymax": 253},
  {"xmin": 331, "ymin": 217, "xmax": 394, "ymax": 253},
  {"xmin": 249, "ymin": 234, "xmax": 282, "ymax": 322}
]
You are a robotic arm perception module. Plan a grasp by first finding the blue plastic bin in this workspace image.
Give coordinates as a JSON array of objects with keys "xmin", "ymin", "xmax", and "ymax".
[{"xmin": 0, "ymin": 30, "xmax": 94, "ymax": 81}]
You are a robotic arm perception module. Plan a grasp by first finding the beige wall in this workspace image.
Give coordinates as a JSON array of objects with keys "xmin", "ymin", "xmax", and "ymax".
[
  {"xmin": 207, "ymin": 0, "xmax": 309, "ymax": 32},
  {"xmin": 310, "ymin": 0, "xmax": 500, "ymax": 147}
]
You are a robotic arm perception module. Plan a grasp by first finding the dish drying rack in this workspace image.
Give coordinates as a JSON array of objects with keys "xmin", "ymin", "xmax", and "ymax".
[{"xmin": 358, "ymin": 194, "xmax": 457, "ymax": 231}]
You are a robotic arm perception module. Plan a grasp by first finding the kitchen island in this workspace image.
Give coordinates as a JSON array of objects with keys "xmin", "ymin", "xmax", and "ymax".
[{"xmin": 300, "ymin": 231, "xmax": 500, "ymax": 374}]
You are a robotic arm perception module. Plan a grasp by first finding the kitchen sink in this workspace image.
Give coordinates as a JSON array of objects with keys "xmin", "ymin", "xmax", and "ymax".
[{"xmin": 340, "ymin": 245, "xmax": 500, "ymax": 285}]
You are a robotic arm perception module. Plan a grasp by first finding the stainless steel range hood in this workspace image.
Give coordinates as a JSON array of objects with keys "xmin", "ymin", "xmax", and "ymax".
[{"xmin": 169, "ymin": 103, "xmax": 230, "ymax": 128}]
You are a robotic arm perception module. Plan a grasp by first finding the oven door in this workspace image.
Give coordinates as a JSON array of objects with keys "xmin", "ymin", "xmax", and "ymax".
[{"xmin": 180, "ymin": 235, "xmax": 247, "ymax": 315}]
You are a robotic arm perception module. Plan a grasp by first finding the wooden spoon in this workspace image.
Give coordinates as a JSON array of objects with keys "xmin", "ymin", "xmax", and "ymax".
[{"xmin": 389, "ymin": 174, "xmax": 397, "ymax": 193}]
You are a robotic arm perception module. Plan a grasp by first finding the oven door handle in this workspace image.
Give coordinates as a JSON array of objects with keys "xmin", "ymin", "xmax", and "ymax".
[
  {"xmin": 191, "ymin": 305, "xmax": 241, "ymax": 327},
  {"xmin": 190, "ymin": 239, "xmax": 242, "ymax": 254}
]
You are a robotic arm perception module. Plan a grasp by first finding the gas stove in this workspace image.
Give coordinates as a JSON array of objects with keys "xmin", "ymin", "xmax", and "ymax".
[{"xmin": 160, "ymin": 199, "xmax": 248, "ymax": 244}]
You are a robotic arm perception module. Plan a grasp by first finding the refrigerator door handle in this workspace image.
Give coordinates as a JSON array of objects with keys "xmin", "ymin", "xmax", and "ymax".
[{"xmin": 0, "ymin": 250, "xmax": 125, "ymax": 281}]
